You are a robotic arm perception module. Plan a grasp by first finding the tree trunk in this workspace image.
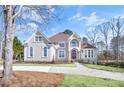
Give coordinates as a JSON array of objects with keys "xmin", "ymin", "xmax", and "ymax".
[{"xmin": 2, "ymin": 6, "xmax": 14, "ymax": 80}]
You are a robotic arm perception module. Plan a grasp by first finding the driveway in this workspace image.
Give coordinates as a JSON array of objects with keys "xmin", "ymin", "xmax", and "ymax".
[{"xmin": 0, "ymin": 63, "xmax": 124, "ymax": 81}]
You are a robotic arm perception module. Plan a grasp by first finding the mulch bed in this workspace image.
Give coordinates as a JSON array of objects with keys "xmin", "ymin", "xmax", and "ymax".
[{"xmin": 0, "ymin": 71, "xmax": 64, "ymax": 87}]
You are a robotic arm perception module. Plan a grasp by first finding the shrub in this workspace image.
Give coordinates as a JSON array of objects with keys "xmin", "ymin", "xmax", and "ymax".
[
  {"xmin": 37, "ymin": 61, "xmax": 40, "ymax": 64},
  {"xmin": 78, "ymin": 60, "xmax": 88, "ymax": 64},
  {"xmin": 51, "ymin": 60, "xmax": 55, "ymax": 64},
  {"xmin": 103, "ymin": 62, "xmax": 124, "ymax": 68},
  {"xmin": 117, "ymin": 62, "xmax": 124, "ymax": 68},
  {"xmin": 43, "ymin": 61, "xmax": 47, "ymax": 64},
  {"xmin": 104, "ymin": 62, "xmax": 116, "ymax": 66},
  {"xmin": 78, "ymin": 60, "xmax": 84, "ymax": 63}
]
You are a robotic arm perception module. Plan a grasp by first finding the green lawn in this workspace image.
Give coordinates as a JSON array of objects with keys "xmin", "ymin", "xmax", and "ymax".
[
  {"xmin": 82, "ymin": 63, "xmax": 124, "ymax": 72},
  {"xmin": 13, "ymin": 63, "xmax": 76, "ymax": 67},
  {"xmin": 0, "ymin": 60, "xmax": 3, "ymax": 65},
  {"xmin": 60, "ymin": 74, "xmax": 124, "ymax": 87}
]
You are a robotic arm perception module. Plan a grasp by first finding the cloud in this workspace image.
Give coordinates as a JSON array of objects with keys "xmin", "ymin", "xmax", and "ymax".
[
  {"xmin": 68, "ymin": 13, "xmax": 82, "ymax": 21},
  {"xmin": 82, "ymin": 12, "xmax": 107, "ymax": 26},
  {"xmin": 68, "ymin": 12, "xmax": 107, "ymax": 26}
]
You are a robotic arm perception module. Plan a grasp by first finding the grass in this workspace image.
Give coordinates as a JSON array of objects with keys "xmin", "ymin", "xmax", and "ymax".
[
  {"xmin": 82, "ymin": 63, "xmax": 124, "ymax": 72},
  {"xmin": 0, "ymin": 60, "xmax": 3, "ymax": 65},
  {"xmin": 0, "ymin": 71, "xmax": 124, "ymax": 87},
  {"xmin": 60, "ymin": 74, "xmax": 124, "ymax": 87},
  {"xmin": 13, "ymin": 63, "xmax": 76, "ymax": 67}
]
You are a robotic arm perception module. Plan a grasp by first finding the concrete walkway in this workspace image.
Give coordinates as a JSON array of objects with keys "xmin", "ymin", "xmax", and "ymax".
[
  {"xmin": 0, "ymin": 63, "xmax": 124, "ymax": 81},
  {"xmin": 49, "ymin": 63, "xmax": 124, "ymax": 81}
]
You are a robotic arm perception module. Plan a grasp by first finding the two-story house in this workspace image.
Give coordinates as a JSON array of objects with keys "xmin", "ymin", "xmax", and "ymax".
[{"xmin": 24, "ymin": 31, "xmax": 97, "ymax": 63}]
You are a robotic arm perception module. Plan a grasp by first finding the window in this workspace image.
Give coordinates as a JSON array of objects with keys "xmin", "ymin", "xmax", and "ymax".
[
  {"xmin": 44, "ymin": 47, "xmax": 47, "ymax": 57},
  {"xmin": 88, "ymin": 50, "xmax": 90, "ymax": 58},
  {"xmin": 35, "ymin": 36, "xmax": 42, "ymax": 42},
  {"xmin": 35, "ymin": 36, "xmax": 38, "ymax": 42},
  {"xmin": 71, "ymin": 39, "xmax": 79, "ymax": 47},
  {"xmin": 39, "ymin": 36, "xmax": 42, "ymax": 41},
  {"xmin": 59, "ymin": 42, "xmax": 65, "ymax": 48},
  {"xmin": 29, "ymin": 47, "xmax": 33, "ymax": 57},
  {"xmin": 59, "ymin": 50, "xmax": 65, "ymax": 58},
  {"xmin": 91, "ymin": 50, "xmax": 93, "ymax": 58},
  {"xmin": 85, "ymin": 50, "xmax": 87, "ymax": 58}
]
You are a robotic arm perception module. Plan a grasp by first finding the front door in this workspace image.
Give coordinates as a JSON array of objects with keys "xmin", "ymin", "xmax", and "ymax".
[{"xmin": 71, "ymin": 50, "xmax": 77, "ymax": 59}]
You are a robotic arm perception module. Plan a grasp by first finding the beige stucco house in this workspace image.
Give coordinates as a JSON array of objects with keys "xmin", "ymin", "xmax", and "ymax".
[{"xmin": 24, "ymin": 31, "xmax": 97, "ymax": 63}]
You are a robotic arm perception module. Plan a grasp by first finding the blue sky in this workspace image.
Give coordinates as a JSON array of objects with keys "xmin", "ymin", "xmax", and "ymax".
[{"xmin": 1, "ymin": 5, "xmax": 124, "ymax": 43}]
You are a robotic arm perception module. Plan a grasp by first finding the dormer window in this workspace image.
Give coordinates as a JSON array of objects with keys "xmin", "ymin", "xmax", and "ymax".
[
  {"xmin": 59, "ymin": 42, "xmax": 65, "ymax": 48},
  {"xmin": 35, "ymin": 36, "xmax": 42, "ymax": 42}
]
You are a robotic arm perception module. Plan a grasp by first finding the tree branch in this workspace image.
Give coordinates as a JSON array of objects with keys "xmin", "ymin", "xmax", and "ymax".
[{"xmin": 12, "ymin": 5, "xmax": 23, "ymax": 19}]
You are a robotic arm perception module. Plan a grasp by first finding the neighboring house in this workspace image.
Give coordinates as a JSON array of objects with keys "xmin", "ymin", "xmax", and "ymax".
[{"xmin": 24, "ymin": 31, "xmax": 97, "ymax": 63}]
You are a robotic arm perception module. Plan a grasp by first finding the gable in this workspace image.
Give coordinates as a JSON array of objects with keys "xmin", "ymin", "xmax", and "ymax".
[
  {"xmin": 24, "ymin": 31, "xmax": 51, "ymax": 44},
  {"xmin": 69, "ymin": 32, "xmax": 81, "ymax": 41}
]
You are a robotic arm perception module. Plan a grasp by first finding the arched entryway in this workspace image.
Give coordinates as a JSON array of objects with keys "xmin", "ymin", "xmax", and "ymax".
[{"xmin": 71, "ymin": 49, "xmax": 78, "ymax": 61}]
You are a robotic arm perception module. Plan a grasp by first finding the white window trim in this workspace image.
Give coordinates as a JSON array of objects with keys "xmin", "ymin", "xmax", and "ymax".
[
  {"xmin": 58, "ymin": 50, "xmax": 66, "ymax": 59},
  {"xmin": 28, "ymin": 46, "xmax": 34, "ymax": 58},
  {"xmin": 42, "ymin": 46, "xmax": 48, "ymax": 57},
  {"xmin": 88, "ymin": 50, "xmax": 90, "ymax": 58},
  {"xmin": 70, "ymin": 39, "xmax": 79, "ymax": 47},
  {"xmin": 58, "ymin": 42, "xmax": 65, "ymax": 48},
  {"xmin": 34, "ymin": 35, "xmax": 43, "ymax": 42},
  {"xmin": 91, "ymin": 49, "xmax": 94, "ymax": 58},
  {"xmin": 85, "ymin": 49, "xmax": 87, "ymax": 58},
  {"xmin": 81, "ymin": 50, "xmax": 84, "ymax": 58}
]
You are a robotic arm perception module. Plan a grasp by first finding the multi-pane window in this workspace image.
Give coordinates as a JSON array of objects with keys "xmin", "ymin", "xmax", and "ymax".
[
  {"xmin": 91, "ymin": 50, "xmax": 93, "ymax": 58},
  {"xmin": 59, "ymin": 50, "xmax": 65, "ymax": 58},
  {"xmin": 59, "ymin": 43, "xmax": 65, "ymax": 48},
  {"xmin": 44, "ymin": 47, "xmax": 47, "ymax": 57},
  {"xmin": 30, "ymin": 47, "xmax": 33, "ymax": 57},
  {"xmin": 88, "ymin": 50, "xmax": 90, "ymax": 58},
  {"xmin": 39, "ymin": 36, "xmax": 42, "ymax": 41},
  {"xmin": 35, "ymin": 36, "xmax": 42, "ymax": 42}
]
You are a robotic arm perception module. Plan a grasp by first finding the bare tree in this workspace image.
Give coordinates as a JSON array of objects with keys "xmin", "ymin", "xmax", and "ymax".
[
  {"xmin": 109, "ymin": 16, "xmax": 124, "ymax": 62},
  {"xmin": 111, "ymin": 35, "xmax": 124, "ymax": 60},
  {"xmin": 2, "ymin": 6, "xmax": 15, "ymax": 80},
  {"xmin": 1, "ymin": 5, "xmax": 59, "ymax": 81},
  {"xmin": 86, "ymin": 27, "xmax": 99, "ymax": 46},
  {"xmin": 97, "ymin": 22, "xmax": 110, "ymax": 62}
]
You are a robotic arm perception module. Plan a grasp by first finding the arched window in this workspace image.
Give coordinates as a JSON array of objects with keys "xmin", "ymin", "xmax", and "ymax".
[{"xmin": 71, "ymin": 39, "xmax": 79, "ymax": 47}]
